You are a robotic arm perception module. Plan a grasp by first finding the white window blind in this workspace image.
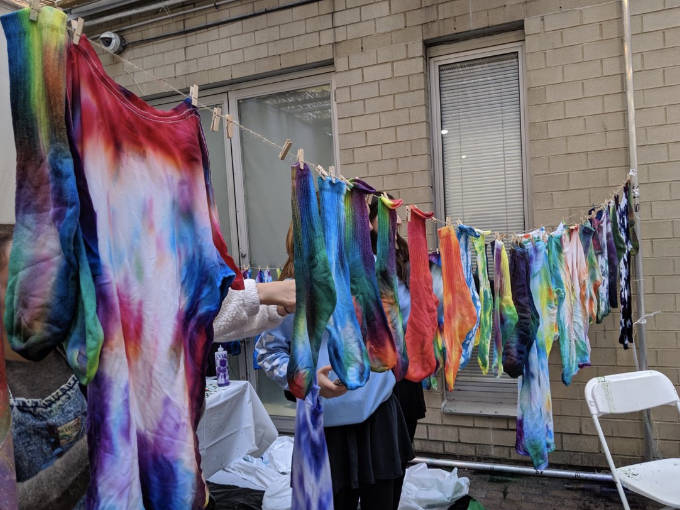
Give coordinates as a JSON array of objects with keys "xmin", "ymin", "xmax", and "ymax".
[
  {"xmin": 440, "ymin": 52, "xmax": 525, "ymax": 233},
  {"xmin": 434, "ymin": 50, "xmax": 527, "ymax": 415}
]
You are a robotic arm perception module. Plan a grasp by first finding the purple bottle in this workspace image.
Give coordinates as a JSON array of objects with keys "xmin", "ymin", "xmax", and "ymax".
[{"xmin": 215, "ymin": 345, "xmax": 230, "ymax": 387}]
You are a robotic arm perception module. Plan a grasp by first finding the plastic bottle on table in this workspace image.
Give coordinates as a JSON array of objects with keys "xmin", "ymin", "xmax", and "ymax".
[{"xmin": 215, "ymin": 344, "xmax": 230, "ymax": 387}]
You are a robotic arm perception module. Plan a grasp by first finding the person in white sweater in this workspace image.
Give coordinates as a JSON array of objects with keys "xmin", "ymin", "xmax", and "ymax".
[{"xmin": 212, "ymin": 278, "xmax": 295, "ymax": 342}]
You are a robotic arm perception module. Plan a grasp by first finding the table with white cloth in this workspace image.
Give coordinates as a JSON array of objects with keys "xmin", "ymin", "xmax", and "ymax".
[{"xmin": 198, "ymin": 379, "xmax": 278, "ymax": 479}]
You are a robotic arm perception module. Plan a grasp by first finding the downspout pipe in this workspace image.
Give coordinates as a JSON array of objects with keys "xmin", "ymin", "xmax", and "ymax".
[
  {"xmin": 621, "ymin": 0, "xmax": 655, "ymax": 462},
  {"xmin": 73, "ymin": 0, "xmax": 191, "ymax": 27},
  {"xmin": 410, "ymin": 457, "xmax": 614, "ymax": 483}
]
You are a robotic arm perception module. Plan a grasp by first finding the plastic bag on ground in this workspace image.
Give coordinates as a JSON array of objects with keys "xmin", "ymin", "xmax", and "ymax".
[
  {"xmin": 398, "ymin": 463, "xmax": 470, "ymax": 510},
  {"xmin": 262, "ymin": 476, "xmax": 292, "ymax": 510}
]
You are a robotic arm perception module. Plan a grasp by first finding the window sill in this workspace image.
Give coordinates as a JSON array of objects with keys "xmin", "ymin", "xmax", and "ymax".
[{"xmin": 442, "ymin": 399, "xmax": 517, "ymax": 417}]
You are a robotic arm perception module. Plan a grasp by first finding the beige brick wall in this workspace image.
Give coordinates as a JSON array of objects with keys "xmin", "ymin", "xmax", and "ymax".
[{"xmin": 95, "ymin": 0, "xmax": 680, "ymax": 469}]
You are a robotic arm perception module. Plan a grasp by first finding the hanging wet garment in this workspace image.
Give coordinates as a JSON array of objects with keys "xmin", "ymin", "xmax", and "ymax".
[
  {"xmin": 256, "ymin": 269, "xmax": 265, "ymax": 283},
  {"xmin": 438, "ymin": 226, "xmax": 477, "ymax": 392},
  {"xmin": 590, "ymin": 211, "xmax": 610, "ymax": 323},
  {"xmin": 291, "ymin": 384, "xmax": 334, "ymax": 510},
  {"xmin": 456, "ymin": 226, "xmax": 481, "ymax": 370},
  {"xmin": 318, "ymin": 177, "xmax": 369, "ymax": 390},
  {"xmin": 579, "ymin": 224, "xmax": 602, "ymax": 324},
  {"xmin": 376, "ymin": 195, "xmax": 409, "ymax": 381},
  {"xmin": 425, "ymin": 252, "xmax": 445, "ymax": 391},
  {"xmin": 0, "ymin": 11, "xmax": 246, "ymax": 508},
  {"xmin": 1, "ymin": 8, "xmax": 104, "ymax": 386},
  {"xmin": 404, "ymin": 206, "xmax": 439, "ymax": 382},
  {"xmin": 616, "ymin": 191, "xmax": 633, "ymax": 349},
  {"xmin": 605, "ymin": 205, "xmax": 619, "ymax": 309},
  {"xmin": 0, "ymin": 341, "xmax": 18, "ymax": 510},
  {"xmin": 627, "ymin": 182, "xmax": 639, "ymax": 256},
  {"xmin": 491, "ymin": 240, "xmax": 517, "ymax": 378},
  {"xmin": 504, "ymin": 245, "xmax": 539, "ymax": 379},
  {"xmin": 472, "ymin": 231, "xmax": 493, "ymax": 375},
  {"xmin": 516, "ymin": 238, "xmax": 555, "ymax": 471},
  {"xmin": 565, "ymin": 228, "xmax": 592, "ymax": 368},
  {"xmin": 288, "ymin": 164, "xmax": 337, "ymax": 399},
  {"xmin": 264, "ymin": 269, "xmax": 273, "ymax": 283},
  {"xmin": 242, "ymin": 267, "xmax": 252, "ymax": 280},
  {"xmin": 344, "ymin": 180, "xmax": 396, "ymax": 372},
  {"xmin": 548, "ymin": 230, "xmax": 578, "ymax": 386}
]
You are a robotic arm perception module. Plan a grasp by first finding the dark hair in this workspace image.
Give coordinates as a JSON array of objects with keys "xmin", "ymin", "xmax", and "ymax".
[{"xmin": 368, "ymin": 194, "xmax": 409, "ymax": 286}]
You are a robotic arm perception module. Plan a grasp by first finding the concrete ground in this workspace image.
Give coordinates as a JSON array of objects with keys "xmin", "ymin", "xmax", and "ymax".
[{"xmin": 461, "ymin": 469, "xmax": 662, "ymax": 510}]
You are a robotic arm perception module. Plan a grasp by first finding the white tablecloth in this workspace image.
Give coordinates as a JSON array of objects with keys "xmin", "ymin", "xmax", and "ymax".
[{"xmin": 198, "ymin": 379, "xmax": 278, "ymax": 479}]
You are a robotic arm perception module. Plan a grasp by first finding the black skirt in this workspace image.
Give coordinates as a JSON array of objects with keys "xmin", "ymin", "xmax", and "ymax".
[
  {"xmin": 392, "ymin": 378, "xmax": 426, "ymax": 443},
  {"xmin": 324, "ymin": 393, "xmax": 415, "ymax": 495}
]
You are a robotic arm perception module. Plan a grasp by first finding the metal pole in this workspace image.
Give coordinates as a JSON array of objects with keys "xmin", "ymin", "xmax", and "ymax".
[
  {"xmin": 621, "ymin": 0, "xmax": 655, "ymax": 462},
  {"xmin": 410, "ymin": 457, "xmax": 614, "ymax": 483}
]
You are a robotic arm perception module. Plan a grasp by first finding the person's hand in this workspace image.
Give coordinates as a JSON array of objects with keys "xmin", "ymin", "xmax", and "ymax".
[
  {"xmin": 317, "ymin": 365, "xmax": 347, "ymax": 399},
  {"xmin": 257, "ymin": 280, "xmax": 296, "ymax": 312},
  {"xmin": 276, "ymin": 305, "xmax": 289, "ymax": 317}
]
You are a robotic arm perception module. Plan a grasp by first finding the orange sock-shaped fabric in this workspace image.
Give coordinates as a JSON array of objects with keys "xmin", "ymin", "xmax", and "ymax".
[
  {"xmin": 438, "ymin": 226, "xmax": 477, "ymax": 392},
  {"xmin": 404, "ymin": 206, "xmax": 439, "ymax": 382}
]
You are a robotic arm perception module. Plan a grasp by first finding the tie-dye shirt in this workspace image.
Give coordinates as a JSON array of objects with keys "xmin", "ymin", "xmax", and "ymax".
[{"xmin": 3, "ymin": 8, "xmax": 241, "ymax": 509}]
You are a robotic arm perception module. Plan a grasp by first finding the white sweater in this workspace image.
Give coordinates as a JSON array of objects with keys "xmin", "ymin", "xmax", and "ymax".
[{"xmin": 213, "ymin": 279, "xmax": 286, "ymax": 342}]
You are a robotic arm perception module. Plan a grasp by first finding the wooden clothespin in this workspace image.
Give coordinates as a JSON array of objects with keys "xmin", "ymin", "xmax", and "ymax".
[
  {"xmin": 225, "ymin": 114, "xmax": 233, "ymax": 138},
  {"xmin": 72, "ymin": 18, "xmax": 84, "ymax": 45},
  {"xmin": 328, "ymin": 165, "xmax": 335, "ymax": 179},
  {"xmin": 456, "ymin": 219, "xmax": 462, "ymax": 226},
  {"xmin": 211, "ymin": 107, "xmax": 221, "ymax": 132},
  {"xmin": 406, "ymin": 205, "xmax": 411, "ymax": 222},
  {"xmin": 297, "ymin": 148, "xmax": 304, "ymax": 168},
  {"xmin": 189, "ymin": 84, "xmax": 199, "ymax": 106},
  {"xmin": 279, "ymin": 139, "xmax": 292, "ymax": 160},
  {"xmin": 30, "ymin": 0, "xmax": 40, "ymax": 21},
  {"xmin": 317, "ymin": 165, "xmax": 328, "ymax": 179},
  {"xmin": 445, "ymin": 216, "xmax": 452, "ymax": 226}
]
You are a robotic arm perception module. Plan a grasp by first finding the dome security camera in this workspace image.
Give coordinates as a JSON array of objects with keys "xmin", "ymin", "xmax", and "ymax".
[{"xmin": 99, "ymin": 31, "xmax": 125, "ymax": 55}]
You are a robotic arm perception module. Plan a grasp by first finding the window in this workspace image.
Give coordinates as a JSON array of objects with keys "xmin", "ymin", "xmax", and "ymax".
[
  {"xmin": 152, "ymin": 72, "xmax": 338, "ymax": 432},
  {"xmin": 430, "ymin": 40, "xmax": 529, "ymax": 416}
]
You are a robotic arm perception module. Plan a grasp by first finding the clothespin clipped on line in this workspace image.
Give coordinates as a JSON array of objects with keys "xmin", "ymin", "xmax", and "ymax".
[
  {"xmin": 70, "ymin": 18, "xmax": 85, "ymax": 45},
  {"xmin": 456, "ymin": 219, "xmax": 462, "ymax": 226},
  {"xmin": 297, "ymin": 149, "xmax": 304, "ymax": 168},
  {"xmin": 445, "ymin": 216, "xmax": 452, "ymax": 226},
  {"xmin": 189, "ymin": 84, "xmax": 199, "ymax": 106},
  {"xmin": 279, "ymin": 139, "xmax": 292, "ymax": 160},
  {"xmin": 30, "ymin": 0, "xmax": 40, "ymax": 21},
  {"xmin": 211, "ymin": 107, "xmax": 221, "ymax": 132},
  {"xmin": 226, "ymin": 114, "xmax": 233, "ymax": 139},
  {"xmin": 406, "ymin": 205, "xmax": 411, "ymax": 222},
  {"xmin": 316, "ymin": 165, "xmax": 329, "ymax": 179},
  {"xmin": 328, "ymin": 165, "xmax": 335, "ymax": 178}
]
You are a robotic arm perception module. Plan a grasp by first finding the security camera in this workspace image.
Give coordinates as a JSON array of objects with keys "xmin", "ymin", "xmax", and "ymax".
[{"xmin": 99, "ymin": 31, "xmax": 125, "ymax": 55}]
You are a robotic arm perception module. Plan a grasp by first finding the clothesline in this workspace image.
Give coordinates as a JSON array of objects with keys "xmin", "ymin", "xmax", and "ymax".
[{"xmin": 65, "ymin": 24, "xmax": 637, "ymax": 239}]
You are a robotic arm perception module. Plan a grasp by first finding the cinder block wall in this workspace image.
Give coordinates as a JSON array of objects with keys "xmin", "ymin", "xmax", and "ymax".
[{"xmin": 95, "ymin": 0, "xmax": 680, "ymax": 469}]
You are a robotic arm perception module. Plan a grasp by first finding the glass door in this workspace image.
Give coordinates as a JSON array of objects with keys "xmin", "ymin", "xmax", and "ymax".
[{"xmin": 229, "ymin": 75, "xmax": 337, "ymax": 425}]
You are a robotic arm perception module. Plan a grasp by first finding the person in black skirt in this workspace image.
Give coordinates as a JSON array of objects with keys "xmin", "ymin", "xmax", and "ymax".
[{"xmin": 257, "ymin": 215, "xmax": 415, "ymax": 510}]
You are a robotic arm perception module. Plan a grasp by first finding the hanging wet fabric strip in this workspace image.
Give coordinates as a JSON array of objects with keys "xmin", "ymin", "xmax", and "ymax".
[
  {"xmin": 565, "ymin": 227, "xmax": 592, "ymax": 368},
  {"xmin": 376, "ymin": 195, "xmax": 408, "ymax": 381},
  {"xmin": 579, "ymin": 224, "xmax": 601, "ymax": 325},
  {"xmin": 291, "ymin": 383, "xmax": 334, "ymax": 510},
  {"xmin": 548, "ymin": 230, "xmax": 578, "ymax": 386},
  {"xmin": 289, "ymin": 164, "xmax": 337, "ymax": 399},
  {"xmin": 504, "ymin": 245, "xmax": 539, "ymax": 379},
  {"xmin": 627, "ymin": 182, "xmax": 639, "ymax": 256},
  {"xmin": 473, "ymin": 231, "xmax": 493, "ymax": 375},
  {"xmin": 438, "ymin": 226, "xmax": 477, "ymax": 392},
  {"xmin": 456, "ymin": 226, "xmax": 481, "ymax": 370},
  {"xmin": 426, "ymin": 253, "xmax": 445, "ymax": 391},
  {"xmin": 590, "ymin": 211, "xmax": 610, "ymax": 323},
  {"xmin": 492, "ymin": 240, "xmax": 517, "ymax": 378},
  {"xmin": 1, "ymin": 7, "xmax": 104, "ymax": 386},
  {"xmin": 616, "ymin": 190, "xmax": 633, "ymax": 349},
  {"xmin": 404, "ymin": 206, "xmax": 439, "ymax": 382},
  {"xmin": 605, "ymin": 205, "xmax": 619, "ymax": 309},
  {"xmin": 345, "ymin": 179, "xmax": 396, "ymax": 372},
  {"xmin": 318, "ymin": 177, "xmax": 370, "ymax": 390},
  {"xmin": 516, "ymin": 238, "xmax": 555, "ymax": 470}
]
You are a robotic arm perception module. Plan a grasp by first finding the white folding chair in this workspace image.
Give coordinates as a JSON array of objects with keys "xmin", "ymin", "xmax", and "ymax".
[{"xmin": 585, "ymin": 371, "xmax": 680, "ymax": 510}]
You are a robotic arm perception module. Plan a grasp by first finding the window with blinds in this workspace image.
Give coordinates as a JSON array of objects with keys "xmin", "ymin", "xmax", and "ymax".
[{"xmin": 431, "ymin": 46, "xmax": 527, "ymax": 416}]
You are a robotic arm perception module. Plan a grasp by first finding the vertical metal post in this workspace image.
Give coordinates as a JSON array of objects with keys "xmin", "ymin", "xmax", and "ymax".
[{"xmin": 621, "ymin": 0, "xmax": 655, "ymax": 461}]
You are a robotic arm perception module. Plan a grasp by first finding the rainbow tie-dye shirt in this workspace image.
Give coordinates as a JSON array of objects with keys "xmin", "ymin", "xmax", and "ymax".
[{"xmin": 3, "ymin": 8, "xmax": 241, "ymax": 509}]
